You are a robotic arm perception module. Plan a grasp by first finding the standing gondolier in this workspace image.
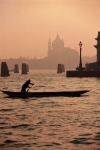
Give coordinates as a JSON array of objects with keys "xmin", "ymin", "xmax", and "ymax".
[{"xmin": 21, "ymin": 79, "xmax": 34, "ymax": 93}]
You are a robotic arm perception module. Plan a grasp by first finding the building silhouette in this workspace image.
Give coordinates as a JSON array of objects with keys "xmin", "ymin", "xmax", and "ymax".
[
  {"xmin": 0, "ymin": 34, "xmax": 96, "ymax": 70},
  {"xmin": 46, "ymin": 34, "xmax": 79, "ymax": 69},
  {"xmin": 48, "ymin": 34, "xmax": 64, "ymax": 58},
  {"xmin": 86, "ymin": 31, "xmax": 100, "ymax": 70}
]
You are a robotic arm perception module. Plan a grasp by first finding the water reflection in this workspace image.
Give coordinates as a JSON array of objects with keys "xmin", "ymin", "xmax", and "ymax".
[{"xmin": 0, "ymin": 70, "xmax": 100, "ymax": 149}]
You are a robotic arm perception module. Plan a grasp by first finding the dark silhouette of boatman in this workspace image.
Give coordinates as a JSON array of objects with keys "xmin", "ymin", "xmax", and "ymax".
[{"xmin": 21, "ymin": 79, "xmax": 34, "ymax": 93}]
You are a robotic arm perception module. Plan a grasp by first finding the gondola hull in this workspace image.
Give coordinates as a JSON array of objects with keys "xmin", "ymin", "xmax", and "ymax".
[{"xmin": 1, "ymin": 90, "xmax": 89, "ymax": 98}]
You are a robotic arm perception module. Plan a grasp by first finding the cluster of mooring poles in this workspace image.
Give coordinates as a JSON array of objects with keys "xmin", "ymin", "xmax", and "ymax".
[{"xmin": 0, "ymin": 62, "xmax": 29, "ymax": 77}]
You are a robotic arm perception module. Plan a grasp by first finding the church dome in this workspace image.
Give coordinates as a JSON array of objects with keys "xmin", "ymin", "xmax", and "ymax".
[{"xmin": 52, "ymin": 34, "xmax": 64, "ymax": 50}]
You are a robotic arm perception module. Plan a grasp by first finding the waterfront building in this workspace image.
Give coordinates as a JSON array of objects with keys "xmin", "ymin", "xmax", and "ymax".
[
  {"xmin": 47, "ymin": 34, "xmax": 79, "ymax": 69},
  {"xmin": 86, "ymin": 31, "xmax": 100, "ymax": 70}
]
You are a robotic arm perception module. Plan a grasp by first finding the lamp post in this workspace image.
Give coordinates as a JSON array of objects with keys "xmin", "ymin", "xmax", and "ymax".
[{"xmin": 79, "ymin": 41, "xmax": 82, "ymax": 70}]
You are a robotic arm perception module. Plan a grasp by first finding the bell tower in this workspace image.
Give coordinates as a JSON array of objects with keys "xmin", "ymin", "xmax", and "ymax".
[{"xmin": 48, "ymin": 38, "xmax": 51, "ymax": 51}]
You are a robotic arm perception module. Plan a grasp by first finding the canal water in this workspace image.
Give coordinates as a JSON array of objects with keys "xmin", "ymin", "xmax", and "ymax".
[{"xmin": 0, "ymin": 70, "xmax": 100, "ymax": 150}]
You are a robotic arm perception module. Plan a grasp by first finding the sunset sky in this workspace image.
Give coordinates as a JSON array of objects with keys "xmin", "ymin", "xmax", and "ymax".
[{"xmin": 0, "ymin": 0, "xmax": 100, "ymax": 59}]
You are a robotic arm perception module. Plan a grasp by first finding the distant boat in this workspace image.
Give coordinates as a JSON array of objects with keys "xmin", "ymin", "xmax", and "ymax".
[{"xmin": 1, "ymin": 90, "xmax": 89, "ymax": 98}]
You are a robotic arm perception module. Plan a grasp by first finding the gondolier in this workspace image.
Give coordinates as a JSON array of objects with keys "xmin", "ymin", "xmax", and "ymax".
[{"xmin": 21, "ymin": 79, "xmax": 34, "ymax": 93}]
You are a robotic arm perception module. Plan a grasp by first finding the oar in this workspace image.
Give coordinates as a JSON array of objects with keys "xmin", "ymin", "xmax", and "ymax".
[{"xmin": 27, "ymin": 84, "xmax": 34, "ymax": 93}]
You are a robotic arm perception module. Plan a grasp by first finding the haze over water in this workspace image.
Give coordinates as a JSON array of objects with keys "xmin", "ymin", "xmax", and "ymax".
[
  {"xmin": 1, "ymin": 0, "xmax": 100, "ymax": 59},
  {"xmin": 0, "ymin": 70, "xmax": 100, "ymax": 150}
]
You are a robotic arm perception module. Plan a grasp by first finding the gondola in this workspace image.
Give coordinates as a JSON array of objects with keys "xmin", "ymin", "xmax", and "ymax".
[{"xmin": 1, "ymin": 90, "xmax": 89, "ymax": 98}]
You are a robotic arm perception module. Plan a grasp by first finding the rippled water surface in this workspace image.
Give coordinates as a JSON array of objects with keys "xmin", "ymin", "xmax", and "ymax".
[{"xmin": 0, "ymin": 70, "xmax": 100, "ymax": 150}]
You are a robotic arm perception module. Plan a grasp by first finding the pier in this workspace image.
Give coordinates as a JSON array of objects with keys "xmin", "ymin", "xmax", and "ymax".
[{"xmin": 66, "ymin": 70, "xmax": 100, "ymax": 77}]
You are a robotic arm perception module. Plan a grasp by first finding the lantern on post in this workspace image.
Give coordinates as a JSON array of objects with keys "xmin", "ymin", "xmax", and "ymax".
[{"xmin": 79, "ymin": 41, "xmax": 83, "ymax": 70}]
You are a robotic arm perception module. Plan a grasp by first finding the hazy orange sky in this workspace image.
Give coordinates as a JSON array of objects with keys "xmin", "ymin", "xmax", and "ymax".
[{"xmin": 0, "ymin": 0, "xmax": 100, "ymax": 59}]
